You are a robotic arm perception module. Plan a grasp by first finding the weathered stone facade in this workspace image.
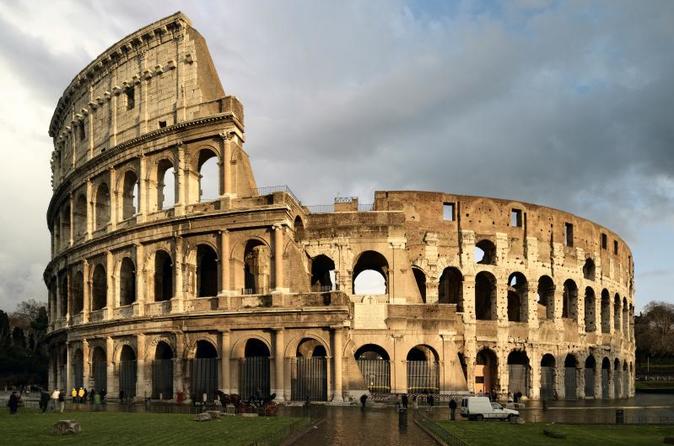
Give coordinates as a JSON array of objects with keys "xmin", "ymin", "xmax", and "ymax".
[{"xmin": 45, "ymin": 12, "xmax": 635, "ymax": 402}]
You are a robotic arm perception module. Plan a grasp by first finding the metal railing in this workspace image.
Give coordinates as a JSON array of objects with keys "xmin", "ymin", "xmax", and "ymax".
[
  {"xmin": 305, "ymin": 203, "xmax": 375, "ymax": 214},
  {"xmin": 413, "ymin": 410, "xmax": 469, "ymax": 446},
  {"xmin": 248, "ymin": 185, "xmax": 302, "ymax": 204}
]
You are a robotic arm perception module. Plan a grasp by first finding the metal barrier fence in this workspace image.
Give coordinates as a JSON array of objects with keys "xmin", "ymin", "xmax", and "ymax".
[
  {"xmin": 152, "ymin": 359, "xmax": 174, "ymax": 400},
  {"xmin": 93, "ymin": 360, "xmax": 107, "ymax": 392},
  {"xmin": 407, "ymin": 361, "xmax": 440, "ymax": 394},
  {"xmin": 119, "ymin": 360, "xmax": 137, "ymax": 399},
  {"xmin": 240, "ymin": 357, "xmax": 270, "ymax": 400},
  {"xmin": 356, "ymin": 359, "xmax": 391, "ymax": 393},
  {"xmin": 413, "ymin": 410, "xmax": 468, "ymax": 446},
  {"xmin": 291, "ymin": 357, "xmax": 327, "ymax": 401},
  {"xmin": 190, "ymin": 358, "xmax": 219, "ymax": 401}
]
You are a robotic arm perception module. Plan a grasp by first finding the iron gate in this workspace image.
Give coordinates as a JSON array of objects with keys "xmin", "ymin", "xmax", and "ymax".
[
  {"xmin": 614, "ymin": 370, "xmax": 621, "ymax": 398},
  {"xmin": 291, "ymin": 357, "xmax": 327, "ymax": 401},
  {"xmin": 93, "ymin": 360, "xmax": 107, "ymax": 392},
  {"xmin": 565, "ymin": 367, "xmax": 577, "ymax": 400},
  {"xmin": 119, "ymin": 360, "xmax": 137, "ymax": 399},
  {"xmin": 407, "ymin": 361, "xmax": 439, "ymax": 394},
  {"xmin": 239, "ymin": 357, "xmax": 270, "ymax": 400},
  {"xmin": 623, "ymin": 371, "xmax": 629, "ymax": 397},
  {"xmin": 357, "ymin": 359, "xmax": 391, "ymax": 393},
  {"xmin": 540, "ymin": 366, "xmax": 554, "ymax": 400},
  {"xmin": 190, "ymin": 358, "xmax": 219, "ymax": 402},
  {"xmin": 72, "ymin": 361, "xmax": 84, "ymax": 388},
  {"xmin": 508, "ymin": 364, "xmax": 529, "ymax": 396},
  {"xmin": 585, "ymin": 368, "xmax": 595, "ymax": 397},
  {"xmin": 601, "ymin": 369, "xmax": 609, "ymax": 399},
  {"xmin": 152, "ymin": 359, "xmax": 174, "ymax": 400}
]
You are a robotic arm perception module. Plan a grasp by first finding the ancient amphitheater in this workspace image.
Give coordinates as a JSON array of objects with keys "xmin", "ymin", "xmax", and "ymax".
[{"xmin": 45, "ymin": 12, "xmax": 635, "ymax": 403}]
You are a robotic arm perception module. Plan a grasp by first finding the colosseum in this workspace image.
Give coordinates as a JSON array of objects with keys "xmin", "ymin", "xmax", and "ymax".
[{"xmin": 45, "ymin": 12, "xmax": 635, "ymax": 404}]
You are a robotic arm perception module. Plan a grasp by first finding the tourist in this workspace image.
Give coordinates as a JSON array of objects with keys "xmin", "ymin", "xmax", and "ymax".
[
  {"xmin": 427, "ymin": 393, "xmax": 434, "ymax": 408},
  {"xmin": 7, "ymin": 391, "xmax": 19, "ymax": 414},
  {"xmin": 77, "ymin": 387, "xmax": 85, "ymax": 404},
  {"xmin": 360, "ymin": 393, "xmax": 368, "ymax": 410},
  {"xmin": 40, "ymin": 389, "xmax": 50, "ymax": 413},
  {"xmin": 449, "ymin": 398, "xmax": 457, "ymax": 421},
  {"xmin": 71, "ymin": 387, "xmax": 77, "ymax": 405},
  {"xmin": 51, "ymin": 388, "xmax": 60, "ymax": 411},
  {"xmin": 401, "ymin": 393, "xmax": 408, "ymax": 409},
  {"xmin": 119, "ymin": 389, "xmax": 125, "ymax": 404},
  {"xmin": 412, "ymin": 394, "xmax": 418, "ymax": 410},
  {"xmin": 89, "ymin": 389, "xmax": 96, "ymax": 407},
  {"xmin": 58, "ymin": 389, "xmax": 65, "ymax": 413}
]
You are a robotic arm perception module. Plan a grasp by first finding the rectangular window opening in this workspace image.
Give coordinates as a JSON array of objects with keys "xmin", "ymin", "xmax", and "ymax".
[
  {"xmin": 511, "ymin": 209, "xmax": 522, "ymax": 227},
  {"xmin": 78, "ymin": 122, "xmax": 85, "ymax": 141},
  {"xmin": 126, "ymin": 87, "xmax": 135, "ymax": 110},
  {"xmin": 564, "ymin": 222, "xmax": 574, "ymax": 247},
  {"xmin": 443, "ymin": 202, "xmax": 455, "ymax": 221},
  {"xmin": 159, "ymin": 120, "xmax": 167, "ymax": 128},
  {"xmin": 601, "ymin": 233, "xmax": 608, "ymax": 250},
  {"xmin": 613, "ymin": 240, "xmax": 619, "ymax": 255}
]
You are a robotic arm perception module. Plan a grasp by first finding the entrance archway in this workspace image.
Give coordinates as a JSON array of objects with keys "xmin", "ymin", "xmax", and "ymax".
[
  {"xmin": 475, "ymin": 349, "xmax": 497, "ymax": 395},
  {"xmin": 540, "ymin": 354, "xmax": 556, "ymax": 400},
  {"xmin": 92, "ymin": 347, "xmax": 107, "ymax": 393},
  {"xmin": 191, "ymin": 340, "xmax": 219, "ymax": 402},
  {"xmin": 507, "ymin": 351, "xmax": 530, "ymax": 397},
  {"xmin": 72, "ymin": 349, "xmax": 84, "ymax": 389},
  {"xmin": 585, "ymin": 355, "xmax": 596, "ymax": 398},
  {"xmin": 291, "ymin": 338, "xmax": 328, "ymax": 401},
  {"xmin": 240, "ymin": 339, "xmax": 271, "ymax": 400},
  {"xmin": 601, "ymin": 357, "xmax": 610, "ymax": 399},
  {"xmin": 152, "ymin": 341, "xmax": 174, "ymax": 400},
  {"xmin": 564, "ymin": 354, "xmax": 578, "ymax": 400},
  {"xmin": 119, "ymin": 345, "xmax": 137, "ymax": 400},
  {"xmin": 355, "ymin": 344, "xmax": 391, "ymax": 393},
  {"xmin": 407, "ymin": 345, "xmax": 439, "ymax": 394}
]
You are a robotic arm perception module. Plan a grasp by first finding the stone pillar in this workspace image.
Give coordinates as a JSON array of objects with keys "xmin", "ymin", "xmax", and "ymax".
[
  {"xmin": 332, "ymin": 327, "xmax": 344, "ymax": 401},
  {"xmin": 577, "ymin": 365, "xmax": 586, "ymax": 399},
  {"xmin": 65, "ymin": 342, "xmax": 72, "ymax": 393},
  {"xmin": 109, "ymin": 167, "xmax": 117, "ymax": 230},
  {"xmin": 86, "ymin": 179, "xmax": 93, "ymax": 240},
  {"xmin": 82, "ymin": 339, "xmax": 91, "ymax": 388},
  {"xmin": 106, "ymin": 337, "xmax": 115, "ymax": 396},
  {"xmin": 219, "ymin": 230, "xmax": 230, "ymax": 296},
  {"xmin": 174, "ymin": 143, "xmax": 186, "ymax": 216},
  {"xmin": 273, "ymin": 224, "xmax": 285, "ymax": 292},
  {"xmin": 221, "ymin": 132, "xmax": 232, "ymax": 196},
  {"xmin": 553, "ymin": 288, "xmax": 564, "ymax": 329},
  {"xmin": 273, "ymin": 329, "xmax": 285, "ymax": 400},
  {"xmin": 68, "ymin": 193, "xmax": 74, "ymax": 247},
  {"xmin": 530, "ymin": 350, "xmax": 541, "ymax": 400},
  {"xmin": 138, "ymin": 155, "xmax": 147, "ymax": 223},
  {"xmin": 496, "ymin": 282, "xmax": 508, "ymax": 323},
  {"xmin": 555, "ymin": 361, "xmax": 565, "ymax": 400},
  {"xmin": 172, "ymin": 237, "xmax": 184, "ymax": 313},
  {"xmin": 134, "ymin": 243, "xmax": 145, "ymax": 317},
  {"xmin": 82, "ymin": 260, "xmax": 90, "ymax": 323},
  {"xmin": 608, "ymin": 366, "xmax": 615, "ymax": 399},
  {"xmin": 174, "ymin": 335, "xmax": 184, "ymax": 399},
  {"xmin": 136, "ymin": 334, "xmax": 146, "ymax": 400},
  {"xmin": 48, "ymin": 354, "xmax": 55, "ymax": 390},
  {"xmin": 462, "ymin": 276, "xmax": 476, "ymax": 323},
  {"xmin": 392, "ymin": 334, "xmax": 406, "ymax": 394},
  {"xmin": 220, "ymin": 331, "xmax": 231, "ymax": 394},
  {"xmin": 527, "ymin": 289, "xmax": 539, "ymax": 329},
  {"xmin": 594, "ymin": 359, "xmax": 602, "ymax": 399},
  {"xmin": 106, "ymin": 251, "xmax": 114, "ymax": 319}
]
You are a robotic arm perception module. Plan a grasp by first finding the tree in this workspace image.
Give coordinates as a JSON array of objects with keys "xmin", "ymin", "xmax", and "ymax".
[
  {"xmin": 0, "ymin": 310, "xmax": 9, "ymax": 347},
  {"xmin": 635, "ymin": 301, "xmax": 674, "ymax": 360},
  {"xmin": 12, "ymin": 327, "xmax": 26, "ymax": 349}
]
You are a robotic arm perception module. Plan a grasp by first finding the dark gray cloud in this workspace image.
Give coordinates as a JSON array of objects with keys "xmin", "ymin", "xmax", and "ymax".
[{"xmin": 0, "ymin": 0, "xmax": 672, "ymax": 312}]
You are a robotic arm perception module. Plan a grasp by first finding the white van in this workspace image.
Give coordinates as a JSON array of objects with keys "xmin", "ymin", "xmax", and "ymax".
[{"xmin": 460, "ymin": 397, "xmax": 519, "ymax": 421}]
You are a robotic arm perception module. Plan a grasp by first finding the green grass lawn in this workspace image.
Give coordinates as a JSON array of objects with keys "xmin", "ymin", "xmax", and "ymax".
[
  {"xmin": 635, "ymin": 380, "xmax": 674, "ymax": 390},
  {"xmin": 438, "ymin": 420, "xmax": 674, "ymax": 446},
  {"xmin": 0, "ymin": 409, "xmax": 304, "ymax": 446}
]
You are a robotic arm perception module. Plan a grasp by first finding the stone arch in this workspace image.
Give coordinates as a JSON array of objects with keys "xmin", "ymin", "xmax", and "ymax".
[
  {"xmin": 118, "ymin": 344, "xmax": 137, "ymax": 399},
  {"xmin": 583, "ymin": 258, "xmax": 596, "ymax": 281},
  {"xmin": 197, "ymin": 147, "xmax": 220, "ymax": 202},
  {"xmin": 622, "ymin": 297, "xmax": 629, "ymax": 335},
  {"xmin": 242, "ymin": 239, "xmax": 271, "ymax": 294},
  {"xmin": 475, "ymin": 239, "xmax": 496, "ymax": 265},
  {"xmin": 119, "ymin": 169, "xmax": 139, "ymax": 220},
  {"xmin": 196, "ymin": 244, "xmax": 218, "ymax": 297},
  {"xmin": 352, "ymin": 250, "xmax": 388, "ymax": 295},
  {"xmin": 412, "ymin": 266, "xmax": 426, "ymax": 303},
  {"xmin": 119, "ymin": 257, "xmax": 136, "ymax": 306},
  {"xmin": 71, "ymin": 348, "xmax": 84, "ymax": 388},
  {"xmin": 562, "ymin": 279, "xmax": 579, "ymax": 321},
  {"xmin": 601, "ymin": 289, "xmax": 611, "ymax": 333},
  {"xmin": 601, "ymin": 357, "xmax": 611, "ymax": 399},
  {"xmin": 294, "ymin": 215, "xmax": 305, "ymax": 241},
  {"xmin": 407, "ymin": 344, "xmax": 440, "ymax": 394},
  {"xmin": 71, "ymin": 270, "xmax": 84, "ymax": 314},
  {"xmin": 152, "ymin": 341, "xmax": 174, "ymax": 400},
  {"xmin": 585, "ymin": 355, "xmax": 596, "ymax": 398},
  {"xmin": 614, "ymin": 293, "xmax": 622, "ymax": 332},
  {"xmin": 564, "ymin": 353, "xmax": 579, "ymax": 400},
  {"xmin": 537, "ymin": 275, "xmax": 555, "ymax": 320},
  {"xmin": 310, "ymin": 254, "xmax": 335, "ymax": 291},
  {"xmin": 475, "ymin": 348, "xmax": 498, "ymax": 395},
  {"xmin": 156, "ymin": 158, "xmax": 176, "ymax": 210},
  {"xmin": 231, "ymin": 335, "xmax": 272, "ymax": 360},
  {"xmin": 94, "ymin": 182, "xmax": 110, "ymax": 230},
  {"xmin": 354, "ymin": 343, "xmax": 391, "ymax": 393},
  {"xmin": 74, "ymin": 193, "xmax": 87, "ymax": 239},
  {"xmin": 154, "ymin": 250, "xmax": 173, "ymax": 301},
  {"xmin": 438, "ymin": 266, "xmax": 463, "ymax": 310},
  {"xmin": 91, "ymin": 346, "xmax": 107, "ymax": 392},
  {"xmin": 475, "ymin": 271, "xmax": 497, "ymax": 320},
  {"xmin": 91, "ymin": 263, "xmax": 107, "ymax": 310},
  {"xmin": 61, "ymin": 203, "xmax": 71, "ymax": 248},
  {"xmin": 507, "ymin": 350, "xmax": 530, "ymax": 397},
  {"xmin": 507, "ymin": 272, "xmax": 528, "ymax": 322},
  {"xmin": 584, "ymin": 287, "xmax": 596, "ymax": 332},
  {"xmin": 540, "ymin": 353, "xmax": 556, "ymax": 399},
  {"xmin": 284, "ymin": 333, "xmax": 331, "ymax": 359}
]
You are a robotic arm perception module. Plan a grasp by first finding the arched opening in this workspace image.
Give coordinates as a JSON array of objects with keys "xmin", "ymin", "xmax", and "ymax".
[
  {"xmin": 537, "ymin": 276, "xmax": 555, "ymax": 320},
  {"xmin": 292, "ymin": 338, "xmax": 328, "ymax": 401},
  {"xmin": 475, "ymin": 239, "xmax": 496, "ymax": 265},
  {"xmin": 92, "ymin": 346, "xmax": 107, "ymax": 392},
  {"xmin": 458, "ymin": 352, "xmax": 468, "ymax": 383},
  {"xmin": 58, "ymin": 272, "xmax": 68, "ymax": 319},
  {"xmin": 157, "ymin": 159, "xmax": 175, "ymax": 210},
  {"xmin": 119, "ymin": 345, "xmax": 137, "ymax": 400},
  {"xmin": 152, "ymin": 341, "xmax": 174, "ymax": 400},
  {"xmin": 475, "ymin": 271, "xmax": 497, "ymax": 320},
  {"xmin": 412, "ymin": 267, "xmax": 426, "ymax": 303},
  {"xmin": 475, "ymin": 348, "xmax": 498, "ymax": 395},
  {"xmin": 197, "ymin": 244, "xmax": 218, "ymax": 297},
  {"xmin": 583, "ymin": 258, "xmax": 596, "ymax": 281},
  {"xmin": 72, "ymin": 271, "xmax": 84, "ymax": 314},
  {"xmin": 507, "ymin": 350, "xmax": 530, "ymax": 398},
  {"xmin": 91, "ymin": 264, "xmax": 107, "ymax": 311},
  {"xmin": 352, "ymin": 250, "xmax": 388, "ymax": 295},
  {"xmin": 294, "ymin": 216, "xmax": 304, "ymax": 241},
  {"xmin": 121, "ymin": 170, "xmax": 139, "ymax": 220},
  {"xmin": 614, "ymin": 358, "xmax": 622, "ymax": 398},
  {"xmin": 407, "ymin": 345, "xmax": 440, "ymax": 394},
  {"xmin": 540, "ymin": 354, "xmax": 556, "ymax": 400},
  {"xmin": 53, "ymin": 215, "xmax": 61, "ymax": 251},
  {"xmin": 562, "ymin": 279, "xmax": 578, "ymax": 321},
  {"xmin": 154, "ymin": 250, "xmax": 173, "ymax": 302},
  {"xmin": 119, "ymin": 257, "xmax": 136, "ymax": 306},
  {"xmin": 601, "ymin": 289, "xmax": 611, "ymax": 333},
  {"xmin": 355, "ymin": 344, "xmax": 391, "ymax": 393},
  {"xmin": 94, "ymin": 182, "xmax": 110, "ymax": 230},
  {"xmin": 310, "ymin": 255, "xmax": 335, "ymax": 292},
  {"xmin": 240, "ymin": 339, "xmax": 271, "ymax": 400},
  {"xmin": 601, "ymin": 357, "xmax": 611, "ymax": 400},
  {"xmin": 243, "ymin": 240, "xmax": 270, "ymax": 294},
  {"xmin": 191, "ymin": 340, "xmax": 219, "ymax": 402},
  {"xmin": 584, "ymin": 287, "xmax": 596, "ymax": 332},
  {"xmin": 74, "ymin": 194, "xmax": 87, "ymax": 240},
  {"xmin": 564, "ymin": 354, "xmax": 578, "ymax": 400},
  {"xmin": 614, "ymin": 294, "xmax": 622, "ymax": 332},
  {"xmin": 622, "ymin": 298, "xmax": 629, "ymax": 335},
  {"xmin": 198, "ymin": 149, "xmax": 219, "ymax": 202},
  {"xmin": 585, "ymin": 355, "xmax": 596, "ymax": 398},
  {"xmin": 438, "ymin": 267, "xmax": 463, "ymax": 310},
  {"xmin": 507, "ymin": 272, "xmax": 528, "ymax": 322},
  {"xmin": 72, "ymin": 349, "xmax": 84, "ymax": 389},
  {"xmin": 61, "ymin": 205, "xmax": 71, "ymax": 248},
  {"xmin": 622, "ymin": 361, "xmax": 629, "ymax": 398}
]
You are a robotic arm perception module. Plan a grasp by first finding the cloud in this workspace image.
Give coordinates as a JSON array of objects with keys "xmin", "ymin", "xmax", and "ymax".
[{"xmin": 0, "ymin": 0, "xmax": 673, "ymax": 311}]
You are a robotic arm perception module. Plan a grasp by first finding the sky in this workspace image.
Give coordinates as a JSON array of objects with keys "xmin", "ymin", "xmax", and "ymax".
[{"xmin": 0, "ymin": 0, "xmax": 672, "ymax": 313}]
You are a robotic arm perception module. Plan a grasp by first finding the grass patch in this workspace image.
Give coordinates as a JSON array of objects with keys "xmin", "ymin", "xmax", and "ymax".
[
  {"xmin": 438, "ymin": 420, "xmax": 674, "ymax": 446},
  {"xmin": 635, "ymin": 381, "xmax": 674, "ymax": 390},
  {"xmin": 0, "ymin": 409, "xmax": 304, "ymax": 446}
]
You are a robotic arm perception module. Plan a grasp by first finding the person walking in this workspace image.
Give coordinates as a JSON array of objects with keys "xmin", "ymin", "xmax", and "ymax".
[
  {"xmin": 71, "ymin": 387, "xmax": 77, "ymax": 405},
  {"xmin": 78, "ymin": 387, "xmax": 85, "ymax": 405},
  {"xmin": 7, "ymin": 391, "xmax": 19, "ymax": 414},
  {"xmin": 401, "ymin": 393, "xmax": 408, "ymax": 409},
  {"xmin": 58, "ymin": 389, "xmax": 65, "ymax": 413},
  {"xmin": 360, "ymin": 393, "xmax": 368, "ymax": 410},
  {"xmin": 40, "ymin": 389, "xmax": 50, "ymax": 413},
  {"xmin": 50, "ymin": 388, "xmax": 60, "ymax": 411},
  {"xmin": 449, "ymin": 398, "xmax": 457, "ymax": 421},
  {"xmin": 427, "ymin": 393, "xmax": 434, "ymax": 408}
]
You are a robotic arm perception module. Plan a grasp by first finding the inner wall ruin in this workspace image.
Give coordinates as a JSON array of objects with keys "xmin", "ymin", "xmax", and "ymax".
[{"xmin": 45, "ymin": 12, "xmax": 635, "ymax": 402}]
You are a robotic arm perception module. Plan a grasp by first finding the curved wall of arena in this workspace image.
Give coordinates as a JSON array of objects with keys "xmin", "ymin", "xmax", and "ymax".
[{"xmin": 45, "ymin": 12, "xmax": 635, "ymax": 403}]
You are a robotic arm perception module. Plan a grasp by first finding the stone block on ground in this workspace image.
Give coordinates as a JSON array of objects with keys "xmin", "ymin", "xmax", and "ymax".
[
  {"xmin": 51, "ymin": 420, "xmax": 81, "ymax": 435},
  {"xmin": 194, "ymin": 412, "xmax": 212, "ymax": 422},
  {"xmin": 206, "ymin": 410, "xmax": 222, "ymax": 419}
]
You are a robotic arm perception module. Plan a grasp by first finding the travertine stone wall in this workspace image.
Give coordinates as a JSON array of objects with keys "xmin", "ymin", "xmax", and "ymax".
[{"xmin": 45, "ymin": 12, "xmax": 635, "ymax": 403}]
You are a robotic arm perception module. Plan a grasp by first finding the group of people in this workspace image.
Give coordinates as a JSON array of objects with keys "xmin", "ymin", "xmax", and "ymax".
[
  {"xmin": 70, "ymin": 387, "xmax": 107, "ymax": 408},
  {"xmin": 39, "ymin": 388, "xmax": 66, "ymax": 413}
]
